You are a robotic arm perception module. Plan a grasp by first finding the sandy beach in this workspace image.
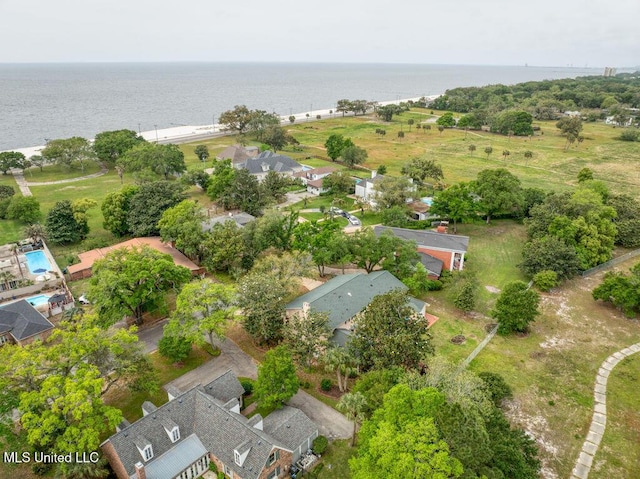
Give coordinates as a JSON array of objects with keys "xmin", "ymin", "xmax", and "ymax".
[{"xmin": 2, "ymin": 95, "xmax": 439, "ymax": 156}]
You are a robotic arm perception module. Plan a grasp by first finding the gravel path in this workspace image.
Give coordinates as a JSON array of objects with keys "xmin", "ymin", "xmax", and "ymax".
[{"xmin": 570, "ymin": 342, "xmax": 640, "ymax": 479}]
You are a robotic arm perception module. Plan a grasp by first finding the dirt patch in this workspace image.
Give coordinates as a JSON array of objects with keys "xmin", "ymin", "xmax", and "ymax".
[
  {"xmin": 540, "ymin": 336, "xmax": 575, "ymax": 349},
  {"xmin": 318, "ymin": 385, "xmax": 342, "ymax": 399},
  {"xmin": 485, "ymin": 285, "xmax": 501, "ymax": 294},
  {"xmin": 485, "ymin": 323, "xmax": 498, "ymax": 333},
  {"xmin": 450, "ymin": 335, "xmax": 466, "ymax": 345}
]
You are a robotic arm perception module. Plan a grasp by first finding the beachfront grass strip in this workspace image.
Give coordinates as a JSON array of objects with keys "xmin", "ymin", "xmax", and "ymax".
[
  {"xmin": 590, "ymin": 354, "xmax": 640, "ymax": 478},
  {"xmin": 21, "ymin": 161, "xmax": 103, "ymax": 183}
]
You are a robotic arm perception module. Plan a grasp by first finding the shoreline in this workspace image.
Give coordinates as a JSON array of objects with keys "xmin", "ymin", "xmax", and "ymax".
[{"xmin": 2, "ymin": 95, "xmax": 439, "ymax": 156}]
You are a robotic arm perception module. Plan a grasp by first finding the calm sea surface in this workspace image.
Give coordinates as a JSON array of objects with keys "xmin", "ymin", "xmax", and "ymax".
[{"xmin": 0, "ymin": 62, "xmax": 600, "ymax": 151}]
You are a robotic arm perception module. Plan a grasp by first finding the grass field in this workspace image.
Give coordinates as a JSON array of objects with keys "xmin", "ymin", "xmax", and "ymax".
[{"xmin": 22, "ymin": 162, "xmax": 103, "ymax": 183}]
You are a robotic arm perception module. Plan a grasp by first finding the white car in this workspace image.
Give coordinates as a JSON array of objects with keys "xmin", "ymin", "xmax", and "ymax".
[{"xmin": 78, "ymin": 294, "xmax": 90, "ymax": 305}]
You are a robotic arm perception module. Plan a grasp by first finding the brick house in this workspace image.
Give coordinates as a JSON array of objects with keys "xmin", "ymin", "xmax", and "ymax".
[
  {"xmin": 101, "ymin": 370, "xmax": 318, "ymax": 479},
  {"xmin": 374, "ymin": 226, "xmax": 469, "ymax": 276},
  {"xmin": 0, "ymin": 299, "xmax": 55, "ymax": 347}
]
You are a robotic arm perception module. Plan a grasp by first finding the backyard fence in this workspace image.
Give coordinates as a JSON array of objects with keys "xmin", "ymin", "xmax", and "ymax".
[{"xmin": 581, "ymin": 248, "xmax": 640, "ymax": 277}]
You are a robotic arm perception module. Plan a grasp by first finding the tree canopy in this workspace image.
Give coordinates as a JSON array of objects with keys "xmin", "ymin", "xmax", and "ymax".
[
  {"xmin": 493, "ymin": 281, "xmax": 540, "ymax": 335},
  {"xmin": 255, "ymin": 345, "xmax": 299, "ymax": 410},
  {"xmin": 475, "ymin": 168, "xmax": 524, "ymax": 223},
  {"xmin": 93, "ymin": 129, "xmax": 145, "ymax": 164},
  {"xmin": 127, "ymin": 181, "xmax": 187, "ymax": 237},
  {"xmin": 89, "ymin": 246, "xmax": 191, "ymax": 326}
]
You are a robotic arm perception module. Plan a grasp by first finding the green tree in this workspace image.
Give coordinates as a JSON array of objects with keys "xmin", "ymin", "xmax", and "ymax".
[
  {"xmin": 293, "ymin": 220, "xmax": 343, "ymax": 276},
  {"xmin": 194, "ymin": 144, "xmax": 210, "ymax": 162},
  {"xmin": 127, "ymin": 181, "xmax": 187, "ymax": 237},
  {"xmin": 351, "ymin": 367, "xmax": 403, "ymax": 418},
  {"xmin": 592, "ymin": 264, "xmax": 640, "ymax": 317},
  {"xmin": 608, "ymin": 194, "xmax": 640, "ymax": 247},
  {"xmin": 0, "ymin": 184, "xmax": 15, "ymax": 200},
  {"xmin": 171, "ymin": 279, "xmax": 236, "ymax": 350},
  {"xmin": 6, "ymin": 196, "xmax": 41, "ymax": 224},
  {"xmin": 219, "ymin": 105, "xmax": 254, "ymax": 134},
  {"xmin": 348, "ymin": 228, "xmax": 398, "ymax": 273},
  {"xmin": 436, "ymin": 112, "xmax": 456, "ymax": 127},
  {"xmin": 262, "ymin": 169, "xmax": 289, "ymax": 203},
  {"xmin": 93, "ymin": 129, "xmax": 145, "ymax": 164},
  {"xmin": 350, "ymin": 384, "xmax": 462, "ymax": 479},
  {"xmin": 262, "ymin": 125, "xmax": 289, "ymax": 152},
  {"xmin": 118, "ymin": 143, "xmax": 186, "ymax": 180},
  {"xmin": 158, "ymin": 332, "xmax": 193, "ymax": 363},
  {"xmin": 491, "ymin": 111, "xmax": 534, "ymax": 136},
  {"xmin": 577, "ymin": 167, "xmax": 594, "ymax": 183},
  {"xmin": 237, "ymin": 270, "xmax": 287, "ymax": 344},
  {"xmin": 374, "ymin": 175, "xmax": 415, "ymax": 210},
  {"xmin": 219, "ymin": 168, "xmax": 267, "ymax": 216},
  {"xmin": 524, "ymin": 150, "xmax": 534, "ymax": 165},
  {"xmin": 430, "ymin": 182, "xmax": 476, "ymax": 233},
  {"xmin": 454, "ymin": 277, "xmax": 478, "ymax": 313},
  {"xmin": 284, "ymin": 311, "xmax": 331, "ymax": 368},
  {"xmin": 0, "ymin": 151, "xmax": 25, "ymax": 174},
  {"xmin": 400, "ymin": 157, "xmax": 444, "ymax": 187},
  {"xmin": 101, "ymin": 185, "xmax": 139, "ymax": 237},
  {"xmin": 324, "ymin": 134, "xmax": 353, "ymax": 161},
  {"xmin": 255, "ymin": 345, "xmax": 299, "ymax": 409},
  {"xmin": 158, "ymin": 199, "xmax": 206, "ymax": 260},
  {"xmin": 336, "ymin": 99, "xmax": 352, "ymax": 117},
  {"xmin": 468, "ymin": 144, "xmax": 477, "ymax": 155},
  {"xmin": 337, "ymin": 392, "xmax": 367, "ymax": 447},
  {"xmin": 493, "ymin": 281, "xmax": 540, "ymax": 335},
  {"xmin": 474, "ymin": 168, "xmax": 524, "ymax": 223},
  {"xmin": 206, "ymin": 159, "xmax": 235, "ymax": 201},
  {"xmin": 201, "ymin": 220, "xmax": 248, "ymax": 273},
  {"xmin": 520, "ymin": 235, "xmax": 581, "ymax": 279},
  {"xmin": 29, "ymin": 154, "xmax": 48, "ymax": 172},
  {"xmin": 484, "ymin": 146, "xmax": 493, "ymax": 159},
  {"xmin": 341, "ymin": 144, "xmax": 368, "ymax": 167},
  {"xmin": 322, "ymin": 170, "xmax": 353, "ymax": 195},
  {"xmin": 502, "ymin": 149, "xmax": 511, "ymax": 162},
  {"xmin": 351, "ymin": 289, "xmax": 433, "ymax": 371},
  {"xmin": 45, "ymin": 200, "xmax": 87, "ymax": 243},
  {"xmin": 556, "ymin": 116, "xmax": 583, "ymax": 150},
  {"xmin": 458, "ymin": 113, "xmax": 483, "ymax": 130},
  {"xmin": 89, "ymin": 246, "xmax": 191, "ymax": 326},
  {"xmin": 42, "ymin": 136, "xmax": 97, "ymax": 173},
  {"xmin": 321, "ymin": 346, "xmax": 358, "ymax": 393}
]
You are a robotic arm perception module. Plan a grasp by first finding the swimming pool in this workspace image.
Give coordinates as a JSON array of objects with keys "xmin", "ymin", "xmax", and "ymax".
[
  {"xmin": 24, "ymin": 250, "xmax": 53, "ymax": 274},
  {"xmin": 421, "ymin": 197, "xmax": 434, "ymax": 206},
  {"xmin": 27, "ymin": 294, "xmax": 51, "ymax": 308}
]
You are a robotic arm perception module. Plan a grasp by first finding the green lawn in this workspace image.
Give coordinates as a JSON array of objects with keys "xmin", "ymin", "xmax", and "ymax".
[
  {"xmin": 105, "ymin": 346, "xmax": 214, "ymax": 423},
  {"xmin": 317, "ymin": 440, "xmax": 356, "ymax": 479},
  {"xmin": 22, "ymin": 162, "xmax": 103, "ymax": 183}
]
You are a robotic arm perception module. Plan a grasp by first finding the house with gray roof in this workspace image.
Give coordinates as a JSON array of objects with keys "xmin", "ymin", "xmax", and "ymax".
[
  {"xmin": 236, "ymin": 151, "xmax": 303, "ymax": 182},
  {"xmin": 374, "ymin": 226, "xmax": 469, "ymax": 274},
  {"xmin": 216, "ymin": 145, "xmax": 256, "ymax": 166},
  {"xmin": 102, "ymin": 370, "xmax": 317, "ymax": 479},
  {"xmin": 0, "ymin": 299, "xmax": 54, "ymax": 347},
  {"xmin": 285, "ymin": 271, "xmax": 426, "ymax": 346},
  {"xmin": 202, "ymin": 212, "xmax": 256, "ymax": 232}
]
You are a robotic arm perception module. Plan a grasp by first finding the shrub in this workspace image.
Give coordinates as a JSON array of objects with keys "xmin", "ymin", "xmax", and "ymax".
[
  {"xmin": 240, "ymin": 378, "xmax": 254, "ymax": 395},
  {"xmin": 320, "ymin": 379, "xmax": 332, "ymax": 391},
  {"xmin": 618, "ymin": 129, "xmax": 639, "ymax": 142},
  {"xmin": 158, "ymin": 334, "xmax": 192, "ymax": 363},
  {"xmin": 312, "ymin": 435, "xmax": 329, "ymax": 455},
  {"xmin": 478, "ymin": 371, "xmax": 512, "ymax": 407},
  {"xmin": 32, "ymin": 462, "xmax": 53, "ymax": 475},
  {"xmin": 533, "ymin": 270, "xmax": 558, "ymax": 291}
]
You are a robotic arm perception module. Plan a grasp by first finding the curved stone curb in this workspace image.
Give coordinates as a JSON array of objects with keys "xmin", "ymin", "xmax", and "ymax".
[{"xmin": 570, "ymin": 342, "xmax": 640, "ymax": 479}]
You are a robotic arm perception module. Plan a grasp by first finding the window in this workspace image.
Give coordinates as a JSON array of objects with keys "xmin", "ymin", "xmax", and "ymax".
[
  {"xmin": 234, "ymin": 450, "xmax": 241, "ymax": 466},
  {"xmin": 267, "ymin": 466, "xmax": 281, "ymax": 479},
  {"xmin": 142, "ymin": 445, "xmax": 153, "ymax": 461},
  {"xmin": 171, "ymin": 427, "xmax": 180, "ymax": 442},
  {"xmin": 0, "ymin": 335, "xmax": 8, "ymax": 346},
  {"xmin": 266, "ymin": 450, "xmax": 280, "ymax": 467},
  {"xmin": 224, "ymin": 465, "xmax": 231, "ymax": 477}
]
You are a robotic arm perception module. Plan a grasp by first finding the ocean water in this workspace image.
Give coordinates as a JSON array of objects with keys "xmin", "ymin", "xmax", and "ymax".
[{"xmin": 0, "ymin": 62, "xmax": 600, "ymax": 151}]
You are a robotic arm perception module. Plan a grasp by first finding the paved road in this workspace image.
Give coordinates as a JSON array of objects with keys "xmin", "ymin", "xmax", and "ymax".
[
  {"xmin": 137, "ymin": 318, "xmax": 168, "ymax": 353},
  {"xmin": 163, "ymin": 338, "xmax": 352, "ymax": 440}
]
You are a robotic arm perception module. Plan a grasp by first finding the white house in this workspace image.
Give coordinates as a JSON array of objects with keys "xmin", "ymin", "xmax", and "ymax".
[
  {"xmin": 355, "ymin": 171, "xmax": 416, "ymax": 206},
  {"xmin": 293, "ymin": 166, "xmax": 337, "ymax": 196}
]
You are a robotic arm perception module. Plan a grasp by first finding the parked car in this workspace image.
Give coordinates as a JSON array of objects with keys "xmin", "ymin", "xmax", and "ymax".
[
  {"xmin": 348, "ymin": 216, "xmax": 361, "ymax": 225},
  {"xmin": 78, "ymin": 294, "xmax": 90, "ymax": 305}
]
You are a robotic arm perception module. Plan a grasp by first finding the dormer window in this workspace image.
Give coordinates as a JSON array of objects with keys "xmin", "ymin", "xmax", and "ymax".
[
  {"xmin": 234, "ymin": 450, "xmax": 241, "ymax": 466},
  {"xmin": 162, "ymin": 419, "xmax": 180, "ymax": 443},
  {"xmin": 142, "ymin": 445, "xmax": 153, "ymax": 461},
  {"xmin": 171, "ymin": 426, "xmax": 180, "ymax": 443}
]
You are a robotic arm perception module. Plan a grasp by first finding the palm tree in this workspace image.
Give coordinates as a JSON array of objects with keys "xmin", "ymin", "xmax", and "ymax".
[
  {"xmin": 502, "ymin": 149, "xmax": 510, "ymax": 163},
  {"xmin": 337, "ymin": 392, "xmax": 367, "ymax": 447},
  {"xmin": 484, "ymin": 146, "xmax": 493, "ymax": 160},
  {"xmin": 524, "ymin": 150, "xmax": 533, "ymax": 165},
  {"xmin": 0, "ymin": 270, "xmax": 16, "ymax": 291},
  {"xmin": 23, "ymin": 223, "xmax": 47, "ymax": 244},
  {"xmin": 9, "ymin": 244, "xmax": 24, "ymax": 279},
  {"xmin": 437, "ymin": 125, "xmax": 445, "ymax": 135},
  {"xmin": 468, "ymin": 144, "xmax": 476, "ymax": 156},
  {"xmin": 321, "ymin": 347, "xmax": 355, "ymax": 393}
]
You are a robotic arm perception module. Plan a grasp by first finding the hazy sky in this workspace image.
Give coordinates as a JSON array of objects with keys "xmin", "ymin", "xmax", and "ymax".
[{"xmin": 1, "ymin": 0, "xmax": 637, "ymax": 66}]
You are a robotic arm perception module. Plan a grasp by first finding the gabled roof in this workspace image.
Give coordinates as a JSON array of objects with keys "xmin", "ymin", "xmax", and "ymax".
[
  {"xmin": 374, "ymin": 226, "xmax": 469, "ymax": 252},
  {"xmin": 240, "ymin": 151, "xmax": 302, "ymax": 175},
  {"xmin": 286, "ymin": 271, "xmax": 419, "ymax": 331},
  {"xmin": 202, "ymin": 370, "xmax": 245, "ymax": 404},
  {"xmin": 293, "ymin": 166, "xmax": 337, "ymax": 178},
  {"xmin": 262, "ymin": 407, "xmax": 319, "ymax": 453},
  {"xmin": 0, "ymin": 299, "xmax": 54, "ymax": 341},
  {"xmin": 418, "ymin": 252, "xmax": 444, "ymax": 277},
  {"xmin": 216, "ymin": 145, "xmax": 251, "ymax": 164},
  {"xmin": 103, "ymin": 371, "xmax": 317, "ymax": 479}
]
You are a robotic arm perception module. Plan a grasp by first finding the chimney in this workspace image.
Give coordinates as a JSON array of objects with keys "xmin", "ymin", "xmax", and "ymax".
[
  {"xmin": 261, "ymin": 162, "xmax": 270, "ymax": 172},
  {"xmin": 371, "ymin": 171, "xmax": 377, "ymax": 178},
  {"xmin": 135, "ymin": 462, "xmax": 146, "ymax": 479}
]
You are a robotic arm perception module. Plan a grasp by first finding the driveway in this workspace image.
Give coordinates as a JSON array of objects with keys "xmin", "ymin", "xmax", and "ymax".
[
  {"xmin": 164, "ymin": 338, "xmax": 352, "ymax": 440},
  {"xmin": 137, "ymin": 318, "xmax": 167, "ymax": 353}
]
